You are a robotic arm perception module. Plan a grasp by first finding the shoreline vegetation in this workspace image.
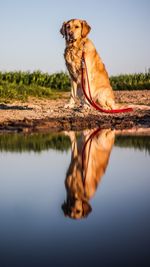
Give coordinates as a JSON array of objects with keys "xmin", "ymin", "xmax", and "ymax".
[
  {"xmin": 0, "ymin": 131, "xmax": 149, "ymax": 153},
  {"xmin": 0, "ymin": 70, "xmax": 150, "ymax": 101}
]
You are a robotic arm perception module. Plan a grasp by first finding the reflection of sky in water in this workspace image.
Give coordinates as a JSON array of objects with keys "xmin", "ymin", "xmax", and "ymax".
[{"xmin": 0, "ymin": 146, "xmax": 150, "ymax": 267}]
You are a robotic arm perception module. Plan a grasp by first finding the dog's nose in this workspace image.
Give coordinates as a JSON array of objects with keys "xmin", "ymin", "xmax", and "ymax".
[{"xmin": 69, "ymin": 32, "xmax": 74, "ymax": 37}]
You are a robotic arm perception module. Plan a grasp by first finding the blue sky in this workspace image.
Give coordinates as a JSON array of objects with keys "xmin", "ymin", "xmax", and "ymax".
[{"xmin": 0, "ymin": 0, "xmax": 149, "ymax": 75}]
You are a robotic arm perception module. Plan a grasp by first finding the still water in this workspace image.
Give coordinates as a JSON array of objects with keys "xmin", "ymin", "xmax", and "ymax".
[{"xmin": 0, "ymin": 129, "xmax": 150, "ymax": 267}]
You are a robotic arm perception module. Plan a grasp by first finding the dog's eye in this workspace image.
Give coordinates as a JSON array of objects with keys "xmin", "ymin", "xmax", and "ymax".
[
  {"xmin": 66, "ymin": 24, "xmax": 70, "ymax": 29},
  {"xmin": 75, "ymin": 25, "xmax": 79, "ymax": 29}
]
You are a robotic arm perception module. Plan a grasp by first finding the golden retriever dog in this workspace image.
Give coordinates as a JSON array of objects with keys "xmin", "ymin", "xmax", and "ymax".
[
  {"xmin": 62, "ymin": 129, "xmax": 115, "ymax": 219},
  {"xmin": 60, "ymin": 19, "xmax": 116, "ymax": 110}
]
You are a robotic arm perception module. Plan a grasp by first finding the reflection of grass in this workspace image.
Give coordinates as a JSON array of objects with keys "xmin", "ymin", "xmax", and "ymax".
[
  {"xmin": 0, "ymin": 132, "xmax": 149, "ymax": 153},
  {"xmin": 0, "ymin": 133, "xmax": 71, "ymax": 153},
  {"xmin": 115, "ymin": 135, "xmax": 150, "ymax": 154}
]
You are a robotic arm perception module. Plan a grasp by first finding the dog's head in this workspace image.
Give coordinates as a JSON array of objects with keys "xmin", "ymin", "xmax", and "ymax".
[
  {"xmin": 60, "ymin": 19, "xmax": 91, "ymax": 43},
  {"xmin": 62, "ymin": 197, "xmax": 92, "ymax": 220}
]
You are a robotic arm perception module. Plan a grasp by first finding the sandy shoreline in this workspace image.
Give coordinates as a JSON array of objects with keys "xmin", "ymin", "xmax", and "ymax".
[{"xmin": 0, "ymin": 90, "xmax": 150, "ymax": 132}]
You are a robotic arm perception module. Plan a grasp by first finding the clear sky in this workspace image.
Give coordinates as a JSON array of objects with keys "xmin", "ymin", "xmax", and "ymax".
[{"xmin": 0, "ymin": 0, "xmax": 150, "ymax": 75}]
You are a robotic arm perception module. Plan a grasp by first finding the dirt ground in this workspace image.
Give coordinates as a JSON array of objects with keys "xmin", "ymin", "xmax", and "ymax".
[{"xmin": 0, "ymin": 90, "xmax": 150, "ymax": 132}]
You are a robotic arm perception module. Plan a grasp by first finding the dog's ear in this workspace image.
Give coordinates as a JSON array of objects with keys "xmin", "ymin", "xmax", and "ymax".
[
  {"xmin": 60, "ymin": 22, "xmax": 66, "ymax": 37},
  {"xmin": 61, "ymin": 202, "xmax": 68, "ymax": 216},
  {"xmin": 81, "ymin": 20, "xmax": 91, "ymax": 38}
]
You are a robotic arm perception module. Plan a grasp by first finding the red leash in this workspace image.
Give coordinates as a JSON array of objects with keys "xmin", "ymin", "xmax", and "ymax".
[{"xmin": 81, "ymin": 51, "xmax": 133, "ymax": 113}]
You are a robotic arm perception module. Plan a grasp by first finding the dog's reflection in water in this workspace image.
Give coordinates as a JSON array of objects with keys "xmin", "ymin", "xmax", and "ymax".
[{"xmin": 62, "ymin": 129, "xmax": 115, "ymax": 219}]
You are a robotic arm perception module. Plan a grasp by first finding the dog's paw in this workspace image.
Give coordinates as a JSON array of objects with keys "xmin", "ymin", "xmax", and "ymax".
[
  {"xmin": 82, "ymin": 103, "xmax": 91, "ymax": 110},
  {"xmin": 64, "ymin": 102, "xmax": 75, "ymax": 109},
  {"xmin": 63, "ymin": 131, "xmax": 76, "ymax": 141}
]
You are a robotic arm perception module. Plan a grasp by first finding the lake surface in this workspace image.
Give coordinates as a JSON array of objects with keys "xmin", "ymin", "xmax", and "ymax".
[{"xmin": 0, "ymin": 129, "xmax": 150, "ymax": 267}]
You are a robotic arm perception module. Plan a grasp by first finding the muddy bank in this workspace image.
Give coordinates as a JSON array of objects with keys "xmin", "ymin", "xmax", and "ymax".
[
  {"xmin": 0, "ymin": 91, "xmax": 150, "ymax": 132},
  {"xmin": 0, "ymin": 109, "xmax": 149, "ymax": 132}
]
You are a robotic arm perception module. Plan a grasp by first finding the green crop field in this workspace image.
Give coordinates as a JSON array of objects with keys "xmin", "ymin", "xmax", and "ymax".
[
  {"xmin": 0, "ymin": 70, "xmax": 150, "ymax": 101},
  {"xmin": 110, "ymin": 72, "xmax": 150, "ymax": 90}
]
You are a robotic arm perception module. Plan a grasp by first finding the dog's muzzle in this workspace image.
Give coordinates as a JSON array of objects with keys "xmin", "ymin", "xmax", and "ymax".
[{"xmin": 65, "ymin": 29, "xmax": 75, "ymax": 43}]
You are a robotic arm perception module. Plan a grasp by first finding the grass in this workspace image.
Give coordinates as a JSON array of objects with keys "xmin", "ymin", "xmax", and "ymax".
[
  {"xmin": 0, "ymin": 70, "xmax": 70, "ymax": 101},
  {"xmin": 0, "ymin": 70, "xmax": 150, "ymax": 101},
  {"xmin": 0, "ymin": 81, "xmax": 63, "ymax": 101},
  {"xmin": 110, "ymin": 72, "xmax": 150, "ymax": 90}
]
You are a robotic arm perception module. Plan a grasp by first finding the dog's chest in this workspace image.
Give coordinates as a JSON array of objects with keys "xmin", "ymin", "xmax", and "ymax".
[{"xmin": 65, "ymin": 47, "xmax": 82, "ymax": 79}]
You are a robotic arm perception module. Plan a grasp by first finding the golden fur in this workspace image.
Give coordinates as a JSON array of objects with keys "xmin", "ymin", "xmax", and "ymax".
[
  {"xmin": 60, "ymin": 19, "xmax": 116, "ymax": 109},
  {"xmin": 62, "ymin": 129, "xmax": 115, "ymax": 219}
]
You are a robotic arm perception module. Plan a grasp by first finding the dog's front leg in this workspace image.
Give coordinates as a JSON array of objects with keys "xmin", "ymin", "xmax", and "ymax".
[
  {"xmin": 65, "ymin": 80, "xmax": 77, "ymax": 108},
  {"xmin": 80, "ymin": 72, "xmax": 91, "ymax": 110}
]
